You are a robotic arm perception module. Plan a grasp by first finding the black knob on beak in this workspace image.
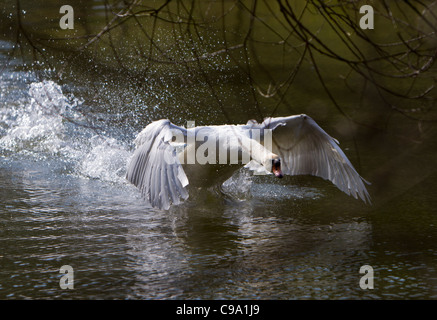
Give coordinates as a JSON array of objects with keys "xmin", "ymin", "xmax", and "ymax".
[{"xmin": 272, "ymin": 158, "xmax": 283, "ymax": 178}]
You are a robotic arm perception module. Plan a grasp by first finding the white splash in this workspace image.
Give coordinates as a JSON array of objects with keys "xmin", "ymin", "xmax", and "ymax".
[
  {"xmin": 0, "ymin": 80, "xmax": 77, "ymax": 155},
  {"xmin": 222, "ymin": 169, "xmax": 324, "ymax": 202},
  {"xmin": 0, "ymin": 80, "xmax": 132, "ymax": 186},
  {"xmin": 79, "ymin": 135, "xmax": 131, "ymax": 184},
  {"xmin": 221, "ymin": 169, "xmax": 253, "ymax": 200}
]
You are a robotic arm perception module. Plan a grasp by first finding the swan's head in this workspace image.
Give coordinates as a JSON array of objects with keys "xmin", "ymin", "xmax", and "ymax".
[{"xmin": 271, "ymin": 158, "xmax": 283, "ymax": 178}]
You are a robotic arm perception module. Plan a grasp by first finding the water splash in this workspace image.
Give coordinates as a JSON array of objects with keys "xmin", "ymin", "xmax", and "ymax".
[
  {"xmin": 79, "ymin": 135, "xmax": 131, "ymax": 184},
  {"xmin": 0, "ymin": 80, "xmax": 132, "ymax": 186},
  {"xmin": 221, "ymin": 168, "xmax": 324, "ymax": 202},
  {"xmin": 250, "ymin": 182, "xmax": 324, "ymax": 201},
  {"xmin": 0, "ymin": 81, "xmax": 79, "ymax": 155},
  {"xmin": 221, "ymin": 168, "xmax": 253, "ymax": 200}
]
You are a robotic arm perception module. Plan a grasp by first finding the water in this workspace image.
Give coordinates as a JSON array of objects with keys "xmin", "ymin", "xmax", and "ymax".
[
  {"xmin": 1, "ymin": 75, "xmax": 435, "ymax": 300},
  {"xmin": 1, "ymin": 1, "xmax": 437, "ymax": 300}
]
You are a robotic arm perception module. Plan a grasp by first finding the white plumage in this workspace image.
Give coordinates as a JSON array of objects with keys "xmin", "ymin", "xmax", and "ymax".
[{"xmin": 126, "ymin": 114, "xmax": 370, "ymax": 210}]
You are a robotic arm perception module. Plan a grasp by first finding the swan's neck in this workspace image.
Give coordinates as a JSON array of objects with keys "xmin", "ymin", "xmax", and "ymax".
[{"xmin": 239, "ymin": 134, "xmax": 275, "ymax": 168}]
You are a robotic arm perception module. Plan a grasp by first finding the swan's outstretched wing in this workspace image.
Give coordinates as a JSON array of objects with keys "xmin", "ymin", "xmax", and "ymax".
[
  {"xmin": 126, "ymin": 119, "xmax": 189, "ymax": 210},
  {"xmin": 262, "ymin": 114, "xmax": 370, "ymax": 203}
]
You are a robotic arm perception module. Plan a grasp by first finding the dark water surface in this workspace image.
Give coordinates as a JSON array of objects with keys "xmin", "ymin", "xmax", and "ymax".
[{"xmin": 1, "ymin": 1, "xmax": 437, "ymax": 299}]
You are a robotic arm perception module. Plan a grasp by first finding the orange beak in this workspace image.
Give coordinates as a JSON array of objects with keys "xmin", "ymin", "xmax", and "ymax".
[{"xmin": 272, "ymin": 159, "xmax": 283, "ymax": 178}]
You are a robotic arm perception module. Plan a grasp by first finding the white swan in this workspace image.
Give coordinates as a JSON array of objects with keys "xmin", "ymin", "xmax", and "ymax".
[{"xmin": 126, "ymin": 114, "xmax": 370, "ymax": 210}]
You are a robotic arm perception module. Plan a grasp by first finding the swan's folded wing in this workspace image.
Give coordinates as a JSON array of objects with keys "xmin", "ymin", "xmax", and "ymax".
[
  {"xmin": 126, "ymin": 120, "xmax": 189, "ymax": 210},
  {"xmin": 264, "ymin": 115, "xmax": 370, "ymax": 203}
]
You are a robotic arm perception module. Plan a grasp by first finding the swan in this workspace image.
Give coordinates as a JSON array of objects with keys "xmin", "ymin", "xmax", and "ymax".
[{"xmin": 126, "ymin": 114, "xmax": 370, "ymax": 210}]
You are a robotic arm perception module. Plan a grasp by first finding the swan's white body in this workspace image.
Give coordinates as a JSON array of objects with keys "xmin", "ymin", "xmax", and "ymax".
[{"xmin": 126, "ymin": 114, "xmax": 370, "ymax": 209}]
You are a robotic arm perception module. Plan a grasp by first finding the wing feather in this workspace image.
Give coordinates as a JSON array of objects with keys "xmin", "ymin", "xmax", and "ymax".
[
  {"xmin": 263, "ymin": 115, "xmax": 370, "ymax": 203},
  {"xmin": 126, "ymin": 120, "xmax": 189, "ymax": 210}
]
